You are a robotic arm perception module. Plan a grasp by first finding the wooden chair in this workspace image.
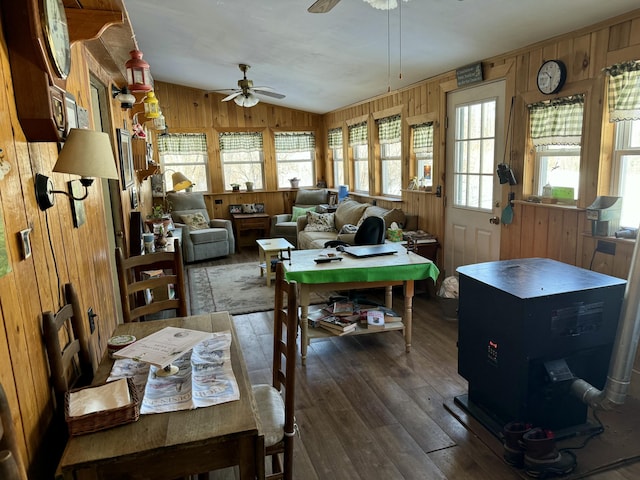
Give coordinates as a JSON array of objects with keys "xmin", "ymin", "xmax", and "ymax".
[
  {"xmin": 252, "ymin": 262, "xmax": 298, "ymax": 480},
  {"xmin": 42, "ymin": 283, "xmax": 94, "ymax": 411},
  {"xmin": 115, "ymin": 246, "xmax": 188, "ymax": 323},
  {"xmin": 0, "ymin": 382, "xmax": 28, "ymax": 480}
]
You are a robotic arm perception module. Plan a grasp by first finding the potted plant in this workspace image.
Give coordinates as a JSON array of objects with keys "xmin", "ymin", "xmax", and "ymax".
[
  {"xmin": 289, "ymin": 177, "xmax": 300, "ymax": 189},
  {"xmin": 147, "ymin": 204, "xmax": 173, "ymax": 231},
  {"xmin": 231, "ymin": 183, "xmax": 241, "ymax": 192}
]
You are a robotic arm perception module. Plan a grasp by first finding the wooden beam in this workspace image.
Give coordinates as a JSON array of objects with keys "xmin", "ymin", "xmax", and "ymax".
[{"xmin": 66, "ymin": 8, "xmax": 124, "ymax": 45}]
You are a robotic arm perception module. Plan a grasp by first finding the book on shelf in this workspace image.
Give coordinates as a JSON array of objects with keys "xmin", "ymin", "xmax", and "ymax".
[
  {"xmin": 332, "ymin": 300, "xmax": 355, "ymax": 316},
  {"xmin": 318, "ymin": 316, "xmax": 357, "ymax": 335},
  {"xmin": 366, "ymin": 310, "xmax": 385, "ymax": 330},
  {"xmin": 359, "ymin": 306, "xmax": 402, "ymax": 324}
]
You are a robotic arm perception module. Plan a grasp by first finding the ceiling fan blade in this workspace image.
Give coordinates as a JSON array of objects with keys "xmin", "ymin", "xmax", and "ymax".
[
  {"xmin": 221, "ymin": 91, "xmax": 243, "ymax": 102},
  {"xmin": 308, "ymin": 0, "xmax": 341, "ymax": 13},
  {"xmin": 252, "ymin": 89, "xmax": 286, "ymax": 99},
  {"xmin": 252, "ymin": 87, "xmax": 286, "ymax": 99}
]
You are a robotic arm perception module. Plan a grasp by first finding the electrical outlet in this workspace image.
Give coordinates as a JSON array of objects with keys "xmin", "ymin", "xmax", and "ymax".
[
  {"xmin": 214, "ymin": 199, "xmax": 223, "ymax": 204},
  {"xmin": 87, "ymin": 307, "xmax": 96, "ymax": 333}
]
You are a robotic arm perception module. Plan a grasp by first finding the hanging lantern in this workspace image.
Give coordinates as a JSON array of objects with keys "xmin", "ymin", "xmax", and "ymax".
[
  {"xmin": 153, "ymin": 111, "xmax": 166, "ymax": 131},
  {"xmin": 126, "ymin": 50, "xmax": 152, "ymax": 93},
  {"xmin": 143, "ymin": 91, "xmax": 160, "ymax": 118}
]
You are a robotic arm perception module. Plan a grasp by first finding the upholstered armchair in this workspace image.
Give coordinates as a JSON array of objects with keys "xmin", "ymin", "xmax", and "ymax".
[
  {"xmin": 270, "ymin": 189, "xmax": 329, "ymax": 247},
  {"xmin": 166, "ymin": 192, "xmax": 235, "ymax": 262}
]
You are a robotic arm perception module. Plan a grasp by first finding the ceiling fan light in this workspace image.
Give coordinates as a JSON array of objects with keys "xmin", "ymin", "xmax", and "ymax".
[{"xmin": 234, "ymin": 93, "xmax": 259, "ymax": 107}]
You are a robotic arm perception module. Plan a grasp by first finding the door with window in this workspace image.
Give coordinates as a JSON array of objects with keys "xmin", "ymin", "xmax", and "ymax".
[{"xmin": 444, "ymin": 80, "xmax": 505, "ymax": 277}]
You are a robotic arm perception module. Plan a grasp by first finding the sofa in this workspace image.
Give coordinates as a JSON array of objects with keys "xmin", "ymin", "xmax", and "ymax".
[
  {"xmin": 166, "ymin": 192, "xmax": 235, "ymax": 262},
  {"xmin": 270, "ymin": 189, "xmax": 329, "ymax": 247},
  {"xmin": 296, "ymin": 198, "xmax": 417, "ymax": 250}
]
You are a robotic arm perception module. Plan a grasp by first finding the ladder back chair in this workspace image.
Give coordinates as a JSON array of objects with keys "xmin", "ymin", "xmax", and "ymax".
[
  {"xmin": 115, "ymin": 246, "xmax": 188, "ymax": 323},
  {"xmin": 0, "ymin": 381, "xmax": 28, "ymax": 480},
  {"xmin": 42, "ymin": 283, "xmax": 94, "ymax": 411},
  {"xmin": 252, "ymin": 261, "xmax": 298, "ymax": 480}
]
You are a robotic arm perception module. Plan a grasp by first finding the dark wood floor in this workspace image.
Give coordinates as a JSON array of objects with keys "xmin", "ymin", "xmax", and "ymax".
[{"xmin": 194, "ymin": 248, "xmax": 640, "ymax": 480}]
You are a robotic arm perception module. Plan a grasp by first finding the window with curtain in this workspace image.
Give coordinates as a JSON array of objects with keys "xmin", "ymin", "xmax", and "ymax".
[
  {"xmin": 605, "ymin": 61, "xmax": 640, "ymax": 229},
  {"xmin": 328, "ymin": 127, "xmax": 344, "ymax": 187},
  {"xmin": 157, "ymin": 133, "xmax": 209, "ymax": 192},
  {"xmin": 219, "ymin": 132, "xmax": 264, "ymax": 190},
  {"xmin": 274, "ymin": 132, "xmax": 316, "ymax": 188},
  {"xmin": 412, "ymin": 122, "xmax": 434, "ymax": 189},
  {"xmin": 377, "ymin": 115, "xmax": 402, "ymax": 196},
  {"xmin": 528, "ymin": 95, "xmax": 584, "ymax": 199},
  {"xmin": 349, "ymin": 122, "xmax": 368, "ymax": 193}
]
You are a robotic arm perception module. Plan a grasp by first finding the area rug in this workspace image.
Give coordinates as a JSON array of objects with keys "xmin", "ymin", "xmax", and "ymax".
[{"xmin": 188, "ymin": 262, "xmax": 336, "ymax": 315}]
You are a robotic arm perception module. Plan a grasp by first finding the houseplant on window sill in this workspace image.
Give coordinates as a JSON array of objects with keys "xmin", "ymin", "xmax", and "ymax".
[{"xmin": 231, "ymin": 183, "xmax": 241, "ymax": 192}]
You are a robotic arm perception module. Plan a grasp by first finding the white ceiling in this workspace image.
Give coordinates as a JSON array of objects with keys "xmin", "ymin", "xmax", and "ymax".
[{"xmin": 123, "ymin": 0, "xmax": 637, "ymax": 114}]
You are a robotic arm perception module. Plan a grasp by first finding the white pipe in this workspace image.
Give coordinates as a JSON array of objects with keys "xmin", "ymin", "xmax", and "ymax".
[{"xmin": 571, "ymin": 227, "xmax": 640, "ymax": 410}]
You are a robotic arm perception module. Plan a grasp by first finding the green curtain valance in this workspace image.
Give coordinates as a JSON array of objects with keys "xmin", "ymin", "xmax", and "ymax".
[
  {"xmin": 528, "ymin": 95, "xmax": 584, "ymax": 146},
  {"xmin": 604, "ymin": 61, "xmax": 640, "ymax": 122},
  {"xmin": 348, "ymin": 122, "xmax": 368, "ymax": 146},
  {"xmin": 377, "ymin": 115, "xmax": 401, "ymax": 144},
  {"xmin": 412, "ymin": 122, "xmax": 434, "ymax": 151},
  {"xmin": 274, "ymin": 132, "xmax": 316, "ymax": 152},
  {"xmin": 328, "ymin": 128, "xmax": 343, "ymax": 148},
  {"xmin": 157, "ymin": 133, "xmax": 207, "ymax": 154},
  {"xmin": 218, "ymin": 132, "xmax": 263, "ymax": 152}
]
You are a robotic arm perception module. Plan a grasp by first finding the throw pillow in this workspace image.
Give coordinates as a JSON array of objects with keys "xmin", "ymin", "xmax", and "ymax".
[
  {"xmin": 304, "ymin": 211, "xmax": 336, "ymax": 232},
  {"xmin": 334, "ymin": 199, "xmax": 370, "ymax": 230},
  {"xmin": 338, "ymin": 224, "xmax": 358, "ymax": 234},
  {"xmin": 291, "ymin": 206, "xmax": 316, "ymax": 222},
  {"xmin": 180, "ymin": 212, "xmax": 209, "ymax": 230}
]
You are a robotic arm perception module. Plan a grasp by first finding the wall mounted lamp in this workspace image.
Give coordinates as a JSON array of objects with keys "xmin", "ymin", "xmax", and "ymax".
[
  {"xmin": 36, "ymin": 129, "xmax": 119, "ymax": 211},
  {"xmin": 126, "ymin": 49, "xmax": 153, "ymax": 93},
  {"xmin": 111, "ymin": 85, "xmax": 136, "ymax": 110}
]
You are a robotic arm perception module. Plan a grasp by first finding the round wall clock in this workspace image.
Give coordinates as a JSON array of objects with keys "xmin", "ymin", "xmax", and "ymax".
[
  {"xmin": 41, "ymin": 0, "xmax": 71, "ymax": 79},
  {"xmin": 536, "ymin": 60, "xmax": 567, "ymax": 95}
]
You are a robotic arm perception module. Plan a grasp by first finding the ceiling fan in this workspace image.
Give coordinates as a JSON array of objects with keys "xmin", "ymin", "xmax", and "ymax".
[
  {"xmin": 308, "ymin": 0, "xmax": 409, "ymax": 13},
  {"xmin": 216, "ymin": 64, "xmax": 285, "ymax": 107}
]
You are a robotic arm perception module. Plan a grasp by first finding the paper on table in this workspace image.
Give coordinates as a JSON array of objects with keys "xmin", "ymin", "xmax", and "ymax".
[
  {"xmin": 67, "ymin": 378, "xmax": 131, "ymax": 417},
  {"xmin": 114, "ymin": 327, "xmax": 213, "ymax": 368}
]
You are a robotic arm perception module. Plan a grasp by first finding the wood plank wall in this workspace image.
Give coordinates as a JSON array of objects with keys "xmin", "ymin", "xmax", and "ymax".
[{"xmin": 0, "ymin": 22, "xmax": 125, "ymax": 480}]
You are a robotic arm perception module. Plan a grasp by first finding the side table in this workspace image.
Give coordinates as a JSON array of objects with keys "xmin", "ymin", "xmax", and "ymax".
[
  {"xmin": 256, "ymin": 238, "xmax": 295, "ymax": 286},
  {"xmin": 231, "ymin": 213, "xmax": 270, "ymax": 252}
]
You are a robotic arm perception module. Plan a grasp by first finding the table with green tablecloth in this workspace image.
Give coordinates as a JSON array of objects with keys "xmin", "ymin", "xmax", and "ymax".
[{"xmin": 283, "ymin": 245, "xmax": 440, "ymax": 364}]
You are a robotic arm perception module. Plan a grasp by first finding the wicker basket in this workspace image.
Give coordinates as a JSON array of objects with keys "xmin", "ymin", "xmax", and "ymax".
[{"xmin": 65, "ymin": 377, "xmax": 140, "ymax": 436}]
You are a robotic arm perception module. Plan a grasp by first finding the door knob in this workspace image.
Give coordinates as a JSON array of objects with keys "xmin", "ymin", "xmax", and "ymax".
[{"xmin": 489, "ymin": 216, "xmax": 500, "ymax": 225}]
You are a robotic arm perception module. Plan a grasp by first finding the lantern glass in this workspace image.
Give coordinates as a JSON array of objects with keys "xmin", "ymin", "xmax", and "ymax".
[
  {"xmin": 126, "ymin": 50, "xmax": 152, "ymax": 92},
  {"xmin": 144, "ymin": 91, "xmax": 160, "ymax": 118}
]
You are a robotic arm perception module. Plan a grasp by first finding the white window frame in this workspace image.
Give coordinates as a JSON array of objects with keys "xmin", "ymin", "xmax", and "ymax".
[
  {"xmin": 158, "ymin": 133, "xmax": 210, "ymax": 192},
  {"xmin": 353, "ymin": 144, "xmax": 369, "ymax": 193},
  {"xmin": 534, "ymin": 145, "xmax": 581, "ymax": 199},
  {"xmin": 612, "ymin": 119, "xmax": 640, "ymax": 229},
  {"xmin": 219, "ymin": 132, "xmax": 265, "ymax": 191},
  {"xmin": 274, "ymin": 132, "xmax": 316, "ymax": 189},
  {"xmin": 380, "ymin": 141, "xmax": 402, "ymax": 196}
]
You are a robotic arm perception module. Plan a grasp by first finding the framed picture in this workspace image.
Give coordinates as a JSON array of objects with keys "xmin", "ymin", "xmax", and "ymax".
[
  {"xmin": 65, "ymin": 92, "xmax": 78, "ymax": 137},
  {"xmin": 130, "ymin": 185, "xmax": 139, "ymax": 208},
  {"xmin": 255, "ymin": 203, "xmax": 265, "ymax": 213},
  {"xmin": 68, "ymin": 181, "xmax": 86, "ymax": 228},
  {"xmin": 117, "ymin": 128, "xmax": 134, "ymax": 190},
  {"xmin": 229, "ymin": 204, "xmax": 242, "ymax": 214}
]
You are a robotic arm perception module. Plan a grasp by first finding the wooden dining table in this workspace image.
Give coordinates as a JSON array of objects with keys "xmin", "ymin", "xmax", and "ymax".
[{"xmin": 58, "ymin": 312, "xmax": 265, "ymax": 480}]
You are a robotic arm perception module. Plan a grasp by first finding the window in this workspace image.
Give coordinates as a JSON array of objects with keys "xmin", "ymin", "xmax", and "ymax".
[
  {"xmin": 328, "ymin": 128, "xmax": 344, "ymax": 187},
  {"xmin": 349, "ymin": 122, "xmax": 368, "ymax": 193},
  {"xmin": 606, "ymin": 61, "xmax": 640, "ymax": 229},
  {"xmin": 612, "ymin": 120, "xmax": 640, "ymax": 228},
  {"xmin": 377, "ymin": 115, "xmax": 402, "ymax": 196},
  {"xmin": 274, "ymin": 132, "xmax": 315, "ymax": 188},
  {"xmin": 453, "ymin": 99, "xmax": 496, "ymax": 210},
  {"xmin": 412, "ymin": 122, "xmax": 434, "ymax": 189},
  {"xmin": 529, "ymin": 95, "xmax": 584, "ymax": 199},
  {"xmin": 219, "ymin": 132, "xmax": 264, "ymax": 190},
  {"xmin": 157, "ymin": 133, "xmax": 209, "ymax": 192}
]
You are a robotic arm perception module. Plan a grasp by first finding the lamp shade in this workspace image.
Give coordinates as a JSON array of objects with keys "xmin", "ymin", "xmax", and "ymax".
[
  {"xmin": 53, "ymin": 129, "xmax": 119, "ymax": 179},
  {"xmin": 234, "ymin": 93, "xmax": 259, "ymax": 107},
  {"xmin": 171, "ymin": 172, "xmax": 193, "ymax": 191}
]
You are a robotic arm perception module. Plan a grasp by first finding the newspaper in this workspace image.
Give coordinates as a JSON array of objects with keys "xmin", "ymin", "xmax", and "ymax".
[{"xmin": 108, "ymin": 331, "xmax": 240, "ymax": 414}]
